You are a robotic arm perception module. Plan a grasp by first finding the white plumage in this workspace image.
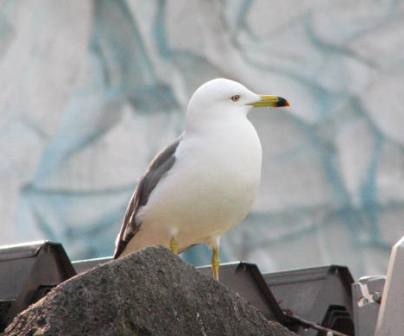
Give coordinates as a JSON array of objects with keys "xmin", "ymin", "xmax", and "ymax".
[{"xmin": 114, "ymin": 78, "xmax": 289, "ymax": 280}]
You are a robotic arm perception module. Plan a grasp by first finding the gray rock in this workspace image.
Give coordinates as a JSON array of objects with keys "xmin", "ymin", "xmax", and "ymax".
[{"xmin": 4, "ymin": 246, "xmax": 296, "ymax": 336}]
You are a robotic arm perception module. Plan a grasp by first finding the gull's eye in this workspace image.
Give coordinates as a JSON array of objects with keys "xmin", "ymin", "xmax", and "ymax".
[{"xmin": 231, "ymin": 95, "xmax": 240, "ymax": 102}]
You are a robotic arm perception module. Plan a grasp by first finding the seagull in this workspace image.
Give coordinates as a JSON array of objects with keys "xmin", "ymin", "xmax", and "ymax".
[{"xmin": 113, "ymin": 78, "xmax": 289, "ymax": 280}]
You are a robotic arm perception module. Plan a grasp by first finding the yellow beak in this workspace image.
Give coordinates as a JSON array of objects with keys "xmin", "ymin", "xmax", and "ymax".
[{"xmin": 249, "ymin": 95, "xmax": 290, "ymax": 108}]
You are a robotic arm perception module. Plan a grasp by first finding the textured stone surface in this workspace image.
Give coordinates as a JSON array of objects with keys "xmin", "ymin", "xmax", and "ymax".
[
  {"xmin": 4, "ymin": 247, "xmax": 296, "ymax": 336},
  {"xmin": 2, "ymin": 1, "xmax": 404, "ymax": 278}
]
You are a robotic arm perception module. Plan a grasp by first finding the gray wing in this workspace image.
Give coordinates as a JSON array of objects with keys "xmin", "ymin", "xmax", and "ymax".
[{"xmin": 113, "ymin": 137, "xmax": 181, "ymax": 258}]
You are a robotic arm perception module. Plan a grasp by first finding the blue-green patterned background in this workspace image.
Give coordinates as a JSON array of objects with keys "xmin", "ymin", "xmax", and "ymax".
[{"xmin": 1, "ymin": 0, "xmax": 404, "ymax": 277}]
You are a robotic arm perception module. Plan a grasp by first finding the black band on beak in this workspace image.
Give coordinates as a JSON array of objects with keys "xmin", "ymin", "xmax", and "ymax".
[{"xmin": 276, "ymin": 97, "xmax": 290, "ymax": 107}]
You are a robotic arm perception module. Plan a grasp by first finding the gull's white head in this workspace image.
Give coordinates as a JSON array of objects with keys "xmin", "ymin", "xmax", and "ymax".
[{"xmin": 186, "ymin": 78, "xmax": 289, "ymax": 129}]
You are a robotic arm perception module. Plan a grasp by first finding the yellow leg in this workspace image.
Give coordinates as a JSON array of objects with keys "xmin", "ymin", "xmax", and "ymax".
[
  {"xmin": 211, "ymin": 246, "xmax": 220, "ymax": 281},
  {"xmin": 170, "ymin": 237, "xmax": 179, "ymax": 255}
]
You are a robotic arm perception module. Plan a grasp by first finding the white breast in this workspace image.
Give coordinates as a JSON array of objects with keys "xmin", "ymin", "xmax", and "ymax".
[{"xmin": 136, "ymin": 116, "xmax": 262, "ymax": 249}]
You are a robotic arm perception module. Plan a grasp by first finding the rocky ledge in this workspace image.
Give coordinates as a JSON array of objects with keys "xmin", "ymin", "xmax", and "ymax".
[{"xmin": 4, "ymin": 246, "xmax": 296, "ymax": 336}]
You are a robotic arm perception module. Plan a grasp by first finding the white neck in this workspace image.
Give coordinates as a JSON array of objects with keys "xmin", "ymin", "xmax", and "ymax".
[{"xmin": 185, "ymin": 105, "xmax": 251, "ymax": 134}]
